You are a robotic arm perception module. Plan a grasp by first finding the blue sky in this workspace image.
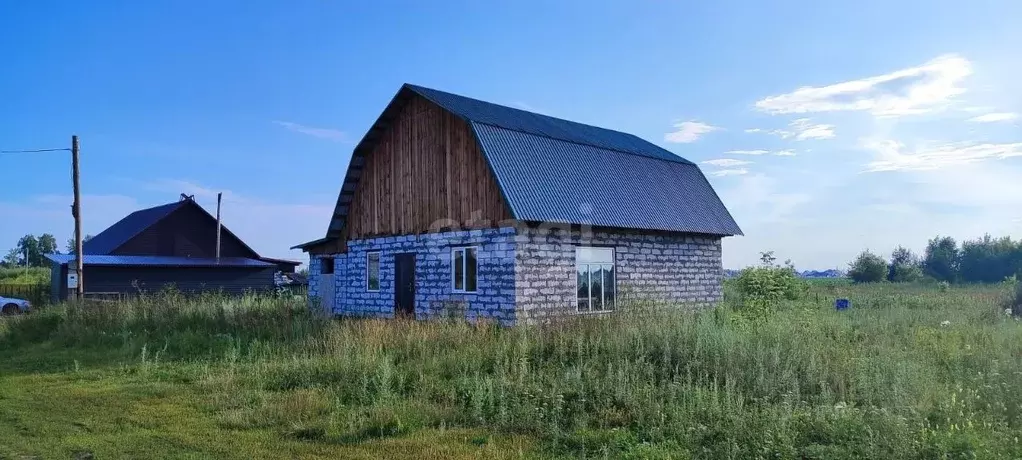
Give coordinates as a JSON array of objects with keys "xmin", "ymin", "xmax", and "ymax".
[{"xmin": 2, "ymin": 1, "xmax": 1020, "ymax": 269}]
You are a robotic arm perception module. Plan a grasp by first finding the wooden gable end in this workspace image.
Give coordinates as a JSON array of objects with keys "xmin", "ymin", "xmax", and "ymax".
[
  {"xmin": 345, "ymin": 95, "xmax": 513, "ymax": 240},
  {"xmin": 112, "ymin": 202, "xmax": 260, "ymax": 259}
]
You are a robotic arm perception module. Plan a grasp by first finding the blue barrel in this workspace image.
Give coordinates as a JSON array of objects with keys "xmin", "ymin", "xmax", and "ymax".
[{"xmin": 835, "ymin": 298, "xmax": 850, "ymax": 310}]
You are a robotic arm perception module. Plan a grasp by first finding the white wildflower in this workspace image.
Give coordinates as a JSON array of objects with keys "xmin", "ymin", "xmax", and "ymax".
[{"xmin": 940, "ymin": 320, "xmax": 951, "ymax": 327}]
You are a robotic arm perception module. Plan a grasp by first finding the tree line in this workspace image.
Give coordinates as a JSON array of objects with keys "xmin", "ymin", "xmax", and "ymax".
[
  {"xmin": 848, "ymin": 234, "xmax": 1022, "ymax": 284},
  {"xmin": 2, "ymin": 233, "xmax": 93, "ymax": 268}
]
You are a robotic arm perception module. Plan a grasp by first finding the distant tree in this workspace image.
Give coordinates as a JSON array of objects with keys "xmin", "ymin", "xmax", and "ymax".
[
  {"xmin": 888, "ymin": 246, "xmax": 923, "ymax": 283},
  {"xmin": 959, "ymin": 234, "xmax": 1022, "ymax": 283},
  {"xmin": 923, "ymin": 236, "xmax": 960, "ymax": 283},
  {"xmin": 2, "ymin": 249, "xmax": 19, "ymax": 267},
  {"xmin": 65, "ymin": 234, "xmax": 93, "ymax": 254},
  {"xmin": 14, "ymin": 235, "xmax": 40, "ymax": 267},
  {"xmin": 37, "ymin": 233, "xmax": 58, "ymax": 259},
  {"xmin": 848, "ymin": 250, "xmax": 887, "ymax": 283}
]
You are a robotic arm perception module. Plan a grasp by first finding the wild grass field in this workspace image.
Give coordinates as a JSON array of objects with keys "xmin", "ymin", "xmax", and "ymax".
[{"xmin": 1, "ymin": 282, "xmax": 1021, "ymax": 459}]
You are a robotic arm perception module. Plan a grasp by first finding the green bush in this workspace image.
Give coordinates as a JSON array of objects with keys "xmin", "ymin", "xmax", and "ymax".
[
  {"xmin": 848, "ymin": 250, "xmax": 887, "ymax": 283},
  {"xmin": 733, "ymin": 251, "xmax": 805, "ymax": 317}
]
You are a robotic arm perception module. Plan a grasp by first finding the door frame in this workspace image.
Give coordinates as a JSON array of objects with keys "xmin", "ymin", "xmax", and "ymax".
[{"xmin": 394, "ymin": 252, "xmax": 416, "ymax": 318}]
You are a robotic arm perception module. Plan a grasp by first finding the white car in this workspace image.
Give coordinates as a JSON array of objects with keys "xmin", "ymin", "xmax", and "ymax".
[{"xmin": 0, "ymin": 296, "xmax": 31, "ymax": 315}]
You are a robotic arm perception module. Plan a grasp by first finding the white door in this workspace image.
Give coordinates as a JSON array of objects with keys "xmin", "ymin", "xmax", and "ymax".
[{"xmin": 319, "ymin": 274, "xmax": 335, "ymax": 314}]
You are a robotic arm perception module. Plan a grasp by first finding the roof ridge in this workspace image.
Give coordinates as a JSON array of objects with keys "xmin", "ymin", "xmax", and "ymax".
[
  {"xmin": 470, "ymin": 121, "xmax": 694, "ymax": 166},
  {"xmin": 404, "ymin": 83, "xmax": 692, "ymax": 165}
]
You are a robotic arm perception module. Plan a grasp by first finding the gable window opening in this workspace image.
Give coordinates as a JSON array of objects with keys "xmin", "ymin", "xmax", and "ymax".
[
  {"xmin": 320, "ymin": 257, "xmax": 335, "ymax": 275},
  {"xmin": 367, "ymin": 252, "xmax": 380, "ymax": 291},
  {"xmin": 452, "ymin": 247, "xmax": 478, "ymax": 293},
  {"xmin": 576, "ymin": 247, "xmax": 615, "ymax": 312}
]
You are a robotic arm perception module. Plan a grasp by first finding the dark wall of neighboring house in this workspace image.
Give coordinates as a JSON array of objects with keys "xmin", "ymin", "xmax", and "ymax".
[
  {"xmin": 51, "ymin": 265, "xmax": 275, "ymax": 302},
  {"xmin": 113, "ymin": 204, "xmax": 259, "ymax": 259}
]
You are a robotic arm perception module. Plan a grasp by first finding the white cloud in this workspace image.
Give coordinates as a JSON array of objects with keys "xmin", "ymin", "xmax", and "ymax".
[
  {"xmin": 272, "ymin": 121, "xmax": 347, "ymax": 142},
  {"xmin": 775, "ymin": 149, "xmax": 796, "ymax": 156},
  {"xmin": 702, "ymin": 158, "xmax": 752, "ymax": 167},
  {"xmin": 725, "ymin": 149, "xmax": 770, "ymax": 155},
  {"xmin": 863, "ymin": 139, "xmax": 1022, "ymax": 172},
  {"xmin": 967, "ymin": 112, "xmax": 1018, "ymax": 123},
  {"xmin": 747, "ymin": 118, "xmax": 836, "ymax": 141},
  {"xmin": 710, "ymin": 168, "xmax": 749, "ymax": 177},
  {"xmin": 664, "ymin": 121, "xmax": 721, "ymax": 143},
  {"xmin": 755, "ymin": 54, "xmax": 972, "ymax": 117}
]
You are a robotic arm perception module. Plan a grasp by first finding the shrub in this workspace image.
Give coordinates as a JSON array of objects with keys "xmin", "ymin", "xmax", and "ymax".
[
  {"xmin": 733, "ymin": 251, "xmax": 805, "ymax": 317},
  {"xmin": 888, "ymin": 246, "xmax": 923, "ymax": 283},
  {"xmin": 848, "ymin": 250, "xmax": 887, "ymax": 283}
]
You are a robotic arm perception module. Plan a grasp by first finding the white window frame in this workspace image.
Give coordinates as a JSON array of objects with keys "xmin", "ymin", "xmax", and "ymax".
[
  {"xmin": 366, "ymin": 251, "xmax": 380, "ymax": 292},
  {"xmin": 451, "ymin": 246, "xmax": 479, "ymax": 293},
  {"xmin": 575, "ymin": 246, "xmax": 616, "ymax": 313}
]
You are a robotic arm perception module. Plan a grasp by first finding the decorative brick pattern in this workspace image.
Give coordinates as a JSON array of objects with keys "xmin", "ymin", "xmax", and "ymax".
[
  {"xmin": 307, "ymin": 226, "xmax": 724, "ymax": 326},
  {"xmin": 307, "ymin": 256, "xmax": 321, "ymax": 302},
  {"xmin": 317, "ymin": 228, "xmax": 517, "ymax": 325},
  {"xmin": 514, "ymin": 226, "xmax": 723, "ymax": 323}
]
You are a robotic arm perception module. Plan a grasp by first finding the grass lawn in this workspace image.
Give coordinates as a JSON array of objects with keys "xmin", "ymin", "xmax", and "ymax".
[{"xmin": 2, "ymin": 282, "xmax": 1021, "ymax": 458}]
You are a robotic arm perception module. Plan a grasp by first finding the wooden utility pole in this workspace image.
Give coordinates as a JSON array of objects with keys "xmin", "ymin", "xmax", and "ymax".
[{"xmin": 72, "ymin": 135, "xmax": 84, "ymax": 301}]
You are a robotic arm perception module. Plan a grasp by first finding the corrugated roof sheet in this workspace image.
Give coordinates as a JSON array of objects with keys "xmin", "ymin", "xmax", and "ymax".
[
  {"xmin": 45, "ymin": 254, "xmax": 274, "ymax": 268},
  {"xmin": 406, "ymin": 84, "xmax": 693, "ymax": 165},
  {"xmin": 315, "ymin": 84, "xmax": 741, "ymax": 242},
  {"xmin": 473, "ymin": 123, "xmax": 743, "ymax": 235},
  {"xmin": 83, "ymin": 201, "xmax": 185, "ymax": 254}
]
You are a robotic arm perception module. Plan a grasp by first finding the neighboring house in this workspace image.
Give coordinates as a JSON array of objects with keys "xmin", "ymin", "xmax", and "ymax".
[
  {"xmin": 293, "ymin": 84, "xmax": 742, "ymax": 325},
  {"xmin": 47, "ymin": 194, "xmax": 300, "ymax": 302}
]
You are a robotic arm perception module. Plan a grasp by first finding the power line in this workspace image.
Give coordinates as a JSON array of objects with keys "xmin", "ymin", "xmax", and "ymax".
[{"xmin": 0, "ymin": 148, "xmax": 71, "ymax": 154}]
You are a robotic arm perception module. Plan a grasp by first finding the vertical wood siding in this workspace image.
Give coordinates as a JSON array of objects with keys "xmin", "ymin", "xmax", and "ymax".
[{"xmin": 346, "ymin": 95, "xmax": 513, "ymax": 240}]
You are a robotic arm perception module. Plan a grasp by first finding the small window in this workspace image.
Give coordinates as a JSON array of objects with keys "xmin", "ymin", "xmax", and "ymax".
[
  {"xmin": 576, "ymin": 247, "xmax": 615, "ymax": 312},
  {"xmin": 367, "ymin": 252, "xmax": 380, "ymax": 291},
  {"xmin": 452, "ymin": 247, "xmax": 477, "ymax": 293},
  {"xmin": 320, "ymin": 257, "xmax": 334, "ymax": 275}
]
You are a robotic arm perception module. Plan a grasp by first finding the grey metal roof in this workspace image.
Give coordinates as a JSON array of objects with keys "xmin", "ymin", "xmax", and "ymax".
[
  {"xmin": 315, "ymin": 84, "xmax": 741, "ymax": 243},
  {"xmin": 406, "ymin": 84, "xmax": 693, "ymax": 165},
  {"xmin": 474, "ymin": 123, "xmax": 743, "ymax": 235},
  {"xmin": 84, "ymin": 201, "xmax": 184, "ymax": 254},
  {"xmin": 45, "ymin": 254, "xmax": 274, "ymax": 268}
]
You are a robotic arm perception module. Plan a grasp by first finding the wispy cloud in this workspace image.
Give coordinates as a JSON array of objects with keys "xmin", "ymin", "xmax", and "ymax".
[
  {"xmin": 967, "ymin": 112, "xmax": 1018, "ymax": 123},
  {"xmin": 710, "ymin": 168, "xmax": 749, "ymax": 177},
  {"xmin": 864, "ymin": 140, "xmax": 1022, "ymax": 172},
  {"xmin": 775, "ymin": 149, "xmax": 796, "ymax": 156},
  {"xmin": 725, "ymin": 149, "xmax": 769, "ymax": 155},
  {"xmin": 702, "ymin": 158, "xmax": 752, "ymax": 167},
  {"xmin": 746, "ymin": 118, "xmax": 835, "ymax": 140},
  {"xmin": 664, "ymin": 121, "xmax": 721, "ymax": 143},
  {"xmin": 755, "ymin": 54, "xmax": 972, "ymax": 117},
  {"xmin": 272, "ymin": 121, "xmax": 347, "ymax": 142}
]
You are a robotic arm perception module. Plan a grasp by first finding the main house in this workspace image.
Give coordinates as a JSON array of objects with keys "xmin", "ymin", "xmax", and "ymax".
[
  {"xmin": 293, "ymin": 84, "xmax": 742, "ymax": 325},
  {"xmin": 47, "ymin": 194, "xmax": 300, "ymax": 302}
]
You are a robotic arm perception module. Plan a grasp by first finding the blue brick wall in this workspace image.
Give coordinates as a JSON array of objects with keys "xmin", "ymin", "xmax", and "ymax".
[{"xmin": 325, "ymin": 227, "xmax": 517, "ymax": 325}]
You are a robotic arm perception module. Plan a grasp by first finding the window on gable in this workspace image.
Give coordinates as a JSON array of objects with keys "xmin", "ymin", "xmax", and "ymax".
[
  {"xmin": 321, "ymin": 257, "xmax": 334, "ymax": 275},
  {"xmin": 452, "ymin": 247, "xmax": 477, "ymax": 293},
  {"xmin": 576, "ymin": 247, "xmax": 615, "ymax": 312},
  {"xmin": 367, "ymin": 252, "xmax": 380, "ymax": 291}
]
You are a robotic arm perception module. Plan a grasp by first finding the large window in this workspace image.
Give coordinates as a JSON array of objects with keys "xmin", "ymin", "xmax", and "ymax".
[
  {"xmin": 576, "ymin": 247, "xmax": 615, "ymax": 312},
  {"xmin": 452, "ymin": 247, "xmax": 478, "ymax": 292},
  {"xmin": 367, "ymin": 252, "xmax": 380, "ymax": 291}
]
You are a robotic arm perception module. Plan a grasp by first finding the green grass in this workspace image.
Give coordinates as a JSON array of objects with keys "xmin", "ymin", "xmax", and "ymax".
[
  {"xmin": 1, "ymin": 283, "xmax": 1021, "ymax": 458},
  {"xmin": 0, "ymin": 267, "xmax": 49, "ymax": 285}
]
